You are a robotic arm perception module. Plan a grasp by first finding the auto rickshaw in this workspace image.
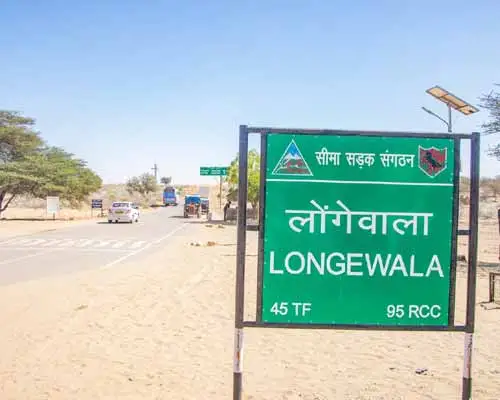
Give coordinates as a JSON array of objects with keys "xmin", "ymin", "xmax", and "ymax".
[
  {"xmin": 200, "ymin": 197, "xmax": 209, "ymax": 215},
  {"xmin": 183, "ymin": 194, "xmax": 201, "ymax": 218}
]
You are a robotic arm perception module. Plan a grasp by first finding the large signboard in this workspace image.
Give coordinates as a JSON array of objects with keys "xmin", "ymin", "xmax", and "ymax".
[
  {"xmin": 233, "ymin": 126, "xmax": 480, "ymax": 400},
  {"xmin": 259, "ymin": 133, "xmax": 457, "ymax": 327}
]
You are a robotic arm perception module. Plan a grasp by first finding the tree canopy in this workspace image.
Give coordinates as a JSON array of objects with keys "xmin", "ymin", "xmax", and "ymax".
[
  {"xmin": 126, "ymin": 173, "xmax": 158, "ymax": 197},
  {"xmin": 479, "ymin": 84, "xmax": 500, "ymax": 159},
  {"xmin": 226, "ymin": 149, "xmax": 260, "ymax": 209},
  {"xmin": 0, "ymin": 110, "xmax": 102, "ymax": 213}
]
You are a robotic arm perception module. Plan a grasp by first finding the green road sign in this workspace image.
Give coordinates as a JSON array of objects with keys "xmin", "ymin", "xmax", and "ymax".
[
  {"xmin": 261, "ymin": 133, "xmax": 456, "ymax": 326},
  {"xmin": 200, "ymin": 166, "xmax": 228, "ymax": 176}
]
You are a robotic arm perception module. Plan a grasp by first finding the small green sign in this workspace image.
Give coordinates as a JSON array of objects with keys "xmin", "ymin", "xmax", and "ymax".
[
  {"xmin": 261, "ymin": 133, "xmax": 455, "ymax": 326},
  {"xmin": 200, "ymin": 166, "xmax": 228, "ymax": 176}
]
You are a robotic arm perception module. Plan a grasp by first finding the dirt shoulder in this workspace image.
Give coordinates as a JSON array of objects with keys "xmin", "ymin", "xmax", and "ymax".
[{"xmin": 0, "ymin": 220, "xmax": 499, "ymax": 399}]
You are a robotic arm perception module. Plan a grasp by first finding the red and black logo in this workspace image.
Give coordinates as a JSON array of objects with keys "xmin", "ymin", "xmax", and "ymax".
[{"xmin": 418, "ymin": 146, "xmax": 447, "ymax": 178}]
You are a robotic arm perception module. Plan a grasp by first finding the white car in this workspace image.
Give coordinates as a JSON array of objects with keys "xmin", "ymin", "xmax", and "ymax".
[{"xmin": 108, "ymin": 202, "xmax": 140, "ymax": 223}]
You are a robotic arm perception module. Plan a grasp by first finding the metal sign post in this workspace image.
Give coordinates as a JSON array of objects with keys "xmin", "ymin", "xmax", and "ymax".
[{"xmin": 233, "ymin": 125, "xmax": 480, "ymax": 400}]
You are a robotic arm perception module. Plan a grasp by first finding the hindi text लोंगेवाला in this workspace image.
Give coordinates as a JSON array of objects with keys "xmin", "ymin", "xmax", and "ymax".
[{"xmin": 285, "ymin": 199, "xmax": 433, "ymax": 236}]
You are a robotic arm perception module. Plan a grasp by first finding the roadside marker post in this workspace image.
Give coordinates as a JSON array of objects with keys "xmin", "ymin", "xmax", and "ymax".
[
  {"xmin": 233, "ymin": 125, "xmax": 480, "ymax": 400},
  {"xmin": 91, "ymin": 199, "xmax": 103, "ymax": 218},
  {"xmin": 46, "ymin": 196, "xmax": 60, "ymax": 220}
]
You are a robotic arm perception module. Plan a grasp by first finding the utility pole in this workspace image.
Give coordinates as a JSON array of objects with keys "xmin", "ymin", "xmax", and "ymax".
[
  {"xmin": 151, "ymin": 163, "xmax": 159, "ymax": 182},
  {"xmin": 422, "ymin": 104, "xmax": 452, "ymax": 132}
]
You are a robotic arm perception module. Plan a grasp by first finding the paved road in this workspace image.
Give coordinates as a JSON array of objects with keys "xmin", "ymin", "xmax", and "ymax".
[{"xmin": 0, "ymin": 206, "xmax": 191, "ymax": 286}]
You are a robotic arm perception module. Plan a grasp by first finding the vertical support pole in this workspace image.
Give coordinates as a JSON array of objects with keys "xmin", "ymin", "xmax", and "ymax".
[
  {"xmin": 447, "ymin": 104, "xmax": 453, "ymax": 133},
  {"xmin": 256, "ymin": 133, "xmax": 267, "ymax": 322},
  {"xmin": 462, "ymin": 132, "xmax": 480, "ymax": 400},
  {"xmin": 448, "ymin": 138, "xmax": 461, "ymax": 326},
  {"xmin": 497, "ymin": 208, "xmax": 500, "ymax": 260},
  {"xmin": 489, "ymin": 273, "xmax": 495, "ymax": 303},
  {"xmin": 497, "ymin": 208, "xmax": 500, "ymax": 235},
  {"xmin": 233, "ymin": 125, "xmax": 249, "ymax": 400},
  {"xmin": 220, "ymin": 176, "xmax": 223, "ymax": 210}
]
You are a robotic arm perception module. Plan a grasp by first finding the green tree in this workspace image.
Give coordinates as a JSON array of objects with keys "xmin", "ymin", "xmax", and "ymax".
[
  {"xmin": 479, "ymin": 84, "xmax": 500, "ymax": 159},
  {"xmin": 0, "ymin": 111, "xmax": 46, "ymax": 213},
  {"xmin": 226, "ymin": 149, "xmax": 260, "ymax": 209},
  {"xmin": 33, "ymin": 147, "xmax": 102, "ymax": 206},
  {"xmin": 126, "ymin": 173, "xmax": 157, "ymax": 197},
  {"xmin": 0, "ymin": 110, "xmax": 102, "ymax": 213}
]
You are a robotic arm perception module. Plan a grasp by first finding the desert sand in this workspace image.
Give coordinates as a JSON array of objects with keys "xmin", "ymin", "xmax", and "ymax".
[{"xmin": 0, "ymin": 215, "xmax": 498, "ymax": 399}]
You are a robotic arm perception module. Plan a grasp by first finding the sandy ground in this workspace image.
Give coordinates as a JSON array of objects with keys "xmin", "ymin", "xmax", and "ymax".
[{"xmin": 0, "ymin": 215, "xmax": 498, "ymax": 400}]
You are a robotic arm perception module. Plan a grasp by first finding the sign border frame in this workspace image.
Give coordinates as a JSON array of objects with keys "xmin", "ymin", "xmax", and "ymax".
[{"xmin": 235, "ymin": 125, "xmax": 479, "ymax": 333}]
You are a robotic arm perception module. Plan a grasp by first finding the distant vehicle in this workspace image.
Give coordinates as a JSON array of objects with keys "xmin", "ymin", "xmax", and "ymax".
[
  {"xmin": 200, "ymin": 197, "xmax": 209, "ymax": 215},
  {"xmin": 184, "ymin": 194, "xmax": 201, "ymax": 218},
  {"xmin": 108, "ymin": 201, "xmax": 140, "ymax": 224},
  {"xmin": 163, "ymin": 186, "xmax": 179, "ymax": 206}
]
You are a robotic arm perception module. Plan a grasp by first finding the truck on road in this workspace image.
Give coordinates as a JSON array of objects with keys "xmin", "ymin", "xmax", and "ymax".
[{"xmin": 163, "ymin": 186, "xmax": 179, "ymax": 206}]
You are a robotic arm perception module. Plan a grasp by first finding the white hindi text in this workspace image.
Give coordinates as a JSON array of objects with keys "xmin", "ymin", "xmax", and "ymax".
[
  {"xmin": 285, "ymin": 199, "xmax": 433, "ymax": 236},
  {"xmin": 314, "ymin": 147, "xmax": 415, "ymax": 169}
]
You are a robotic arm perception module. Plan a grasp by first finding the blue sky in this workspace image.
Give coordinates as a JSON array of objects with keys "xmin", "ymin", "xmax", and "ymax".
[{"xmin": 1, "ymin": 0, "xmax": 499, "ymax": 184}]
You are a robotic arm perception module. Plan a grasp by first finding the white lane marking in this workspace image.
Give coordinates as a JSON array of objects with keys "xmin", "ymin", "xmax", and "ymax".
[
  {"xmin": 0, "ymin": 247, "xmax": 129, "ymax": 253},
  {"xmin": 37, "ymin": 239, "xmax": 58, "ymax": 247},
  {"xmin": 75, "ymin": 239, "xmax": 94, "ymax": 248},
  {"xmin": 0, "ymin": 238, "xmax": 21, "ymax": 245},
  {"xmin": 28, "ymin": 239, "xmax": 47, "ymax": 246},
  {"xmin": 0, "ymin": 248, "xmax": 60, "ymax": 266},
  {"xmin": 3, "ymin": 238, "xmax": 33, "ymax": 246},
  {"xmin": 56, "ymin": 239, "xmax": 77, "ymax": 247},
  {"xmin": 129, "ymin": 240, "xmax": 146, "ymax": 249},
  {"xmin": 94, "ymin": 240, "xmax": 112, "ymax": 248},
  {"xmin": 101, "ymin": 223, "xmax": 187, "ymax": 269},
  {"xmin": 0, "ymin": 236, "xmax": 153, "ymax": 251},
  {"xmin": 111, "ymin": 240, "xmax": 128, "ymax": 249}
]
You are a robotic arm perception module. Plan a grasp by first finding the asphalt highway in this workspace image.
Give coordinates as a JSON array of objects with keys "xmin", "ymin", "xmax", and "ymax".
[{"xmin": 0, "ymin": 206, "xmax": 189, "ymax": 286}]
